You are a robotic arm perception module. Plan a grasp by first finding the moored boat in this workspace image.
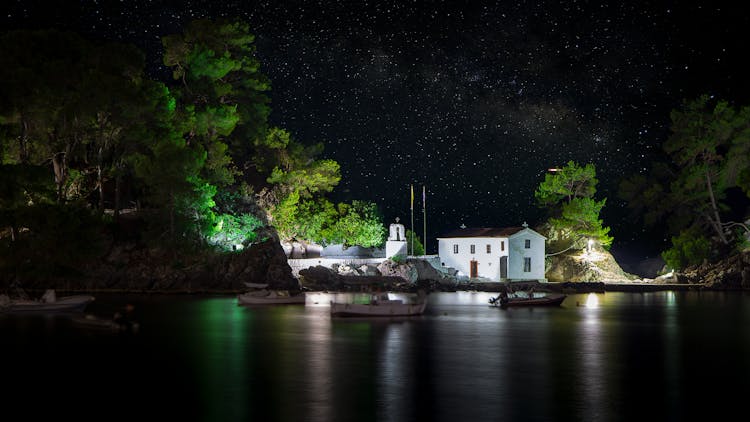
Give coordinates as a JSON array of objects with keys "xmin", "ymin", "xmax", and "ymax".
[
  {"xmin": 330, "ymin": 292, "xmax": 427, "ymax": 317},
  {"xmin": 237, "ymin": 289, "xmax": 306, "ymax": 305},
  {"xmin": 489, "ymin": 292, "xmax": 566, "ymax": 308},
  {"xmin": 0, "ymin": 290, "xmax": 95, "ymax": 314},
  {"xmin": 71, "ymin": 313, "xmax": 140, "ymax": 333}
]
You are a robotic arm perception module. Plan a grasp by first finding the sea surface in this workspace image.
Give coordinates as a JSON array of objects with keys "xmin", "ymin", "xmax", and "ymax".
[{"xmin": 2, "ymin": 290, "xmax": 749, "ymax": 422}]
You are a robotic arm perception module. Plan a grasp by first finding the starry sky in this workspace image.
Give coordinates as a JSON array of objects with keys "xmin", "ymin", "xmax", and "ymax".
[{"xmin": 4, "ymin": 1, "xmax": 750, "ymax": 263}]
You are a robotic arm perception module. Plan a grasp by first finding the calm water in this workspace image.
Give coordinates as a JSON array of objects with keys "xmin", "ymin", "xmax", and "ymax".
[{"xmin": 3, "ymin": 291, "xmax": 750, "ymax": 421}]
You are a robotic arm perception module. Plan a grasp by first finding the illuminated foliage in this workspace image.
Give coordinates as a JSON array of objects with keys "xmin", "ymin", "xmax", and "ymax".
[
  {"xmin": 271, "ymin": 196, "xmax": 385, "ymax": 248},
  {"xmin": 535, "ymin": 161, "xmax": 597, "ymax": 207},
  {"xmin": 162, "ymin": 18, "xmax": 270, "ymax": 185},
  {"xmin": 130, "ymin": 83, "xmax": 216, "ymax": 243},
  {"xmin": 322, "ymin": 201, "xmax": 386, "ymax": 248},
  {"xmin": 549, "ymin": 197, "xmax": 612, "ymax": 247},
  {"xmin": 535, "ymin": 161, "xmax": 612, "ymax": 248},
  {"xmin": 208, "ymin": 212, "xmax": 263, "ymax": 251}
]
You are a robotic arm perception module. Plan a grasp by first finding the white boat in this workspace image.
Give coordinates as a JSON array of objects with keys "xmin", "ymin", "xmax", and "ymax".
[
  {"xmin": 330, "ymin": 292, "xmax": 427, "ymax": 317},
  {"xmin": 489, "ymin": 292, "xmax": 567, "ymax": 308},
  {"xmin": 0, "ymin": 290, "xmax": 95, "ymax": 314},
  {"xmin": 237, "ymin": 289, "xmax": 306, "ymax": 305}
]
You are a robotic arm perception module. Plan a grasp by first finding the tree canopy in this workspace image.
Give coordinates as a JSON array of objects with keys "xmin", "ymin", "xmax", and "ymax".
[
  {"xmin": 619, "ymin": 95, "xmax": 750, "ymax": 268},
  {"xmin": 535, "ymin": 160, "xmax": 612, "ymax": 249},
  {"xmin": 0, "ymin": 20, "xmax": 388, "ymax": 273}
]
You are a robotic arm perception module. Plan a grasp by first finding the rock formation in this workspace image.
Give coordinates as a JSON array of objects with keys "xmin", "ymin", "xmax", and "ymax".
[
  {"xmin": 3, "ymin": 226, "xmax": 298, "ymax": 293},
  {"xmin": 545, "ymin": 247, "xmax": 639, "ymax": 283}
]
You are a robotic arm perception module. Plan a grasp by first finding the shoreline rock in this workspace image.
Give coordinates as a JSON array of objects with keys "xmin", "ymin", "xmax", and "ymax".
[{"xmin": 5, "ymin": 236, "xmax": 748, "ymax": 295}]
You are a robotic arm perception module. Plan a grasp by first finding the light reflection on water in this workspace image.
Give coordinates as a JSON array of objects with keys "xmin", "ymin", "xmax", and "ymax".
[{"xmin": 3, "ymin": 291, "xmax": 750, "ymax": 421}]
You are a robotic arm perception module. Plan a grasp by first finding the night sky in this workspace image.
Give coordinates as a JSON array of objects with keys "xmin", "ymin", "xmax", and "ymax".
[{"xmin": 4, "ymin": 1, "xmax": 750, "ymax": 263}]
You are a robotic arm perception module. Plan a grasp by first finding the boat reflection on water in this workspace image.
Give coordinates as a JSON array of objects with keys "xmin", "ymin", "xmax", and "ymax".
[
  {"xmin": 4, "ymin": 292, "xmax": 750, "ymax": 421},
  {"xmin": 330, "ymin": 291, "xmax": 427, "ymax": 317}
]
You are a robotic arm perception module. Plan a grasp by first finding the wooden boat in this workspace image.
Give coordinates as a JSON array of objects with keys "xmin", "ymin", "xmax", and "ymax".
[
  {"xmin": 0, "ymin": 290, "xmax": 95, "ymax": 314},
  {"xmin": 330, "ymin": 293, "xmax": 427, "ymax": 317},
  {"xmin": 237, "ymin": 289, "xmax": 306, "ymax": 305},
  {"xmin": 489, "ymin": 293, "xmax": 566, "ymax": 308}
]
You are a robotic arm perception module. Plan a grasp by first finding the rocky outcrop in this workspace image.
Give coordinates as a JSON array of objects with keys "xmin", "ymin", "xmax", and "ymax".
[
  {"xmin": 297, "ymin": 258, "xmax": 461, "ymax": 292},
  {"xmin": 5, "ymin": 227, "xmax": 298, "ymax": 293},
  {"xmin": 545, "ymin": 248, "xmax": 639, "ymax": 283},
  {"xmin": 675, "ymin": 251, "xmax": 750, "ymax": 290},
  {"xmin": 298, "ymin": 265, "xmax": 409, "ymax": 291}
]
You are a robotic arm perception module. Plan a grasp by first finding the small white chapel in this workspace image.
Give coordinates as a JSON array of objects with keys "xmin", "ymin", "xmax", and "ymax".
[{"xmin": 436, "ymin": 223, "xmax": 546, "ymax": 282}]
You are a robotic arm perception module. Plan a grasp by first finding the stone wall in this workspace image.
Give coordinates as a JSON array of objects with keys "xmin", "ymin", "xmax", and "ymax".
[{"xmin": 288, "ymin": 257, "xmax": 387, "ymax": 278}]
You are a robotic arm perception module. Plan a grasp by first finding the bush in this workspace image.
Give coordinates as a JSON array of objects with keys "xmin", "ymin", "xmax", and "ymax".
[{"xmin": 661, "ymin": 229, "xmax": 711, "ymax": 270}]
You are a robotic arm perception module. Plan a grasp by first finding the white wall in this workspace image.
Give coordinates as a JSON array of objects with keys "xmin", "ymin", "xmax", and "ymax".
[
  {"xmin": 437, "ymin": 237, "xmax": 508, "ymax": 281},
  {"xmin": 386, "ymin": 240, "xmax": 407, "ymax": 258},
  {"xmin": 507, "ymin": 230, "xmax": 546, "ymax": 281},
  {"xmin": 287, "ymin": 257, "xmax": 387, "ymax": 278}
]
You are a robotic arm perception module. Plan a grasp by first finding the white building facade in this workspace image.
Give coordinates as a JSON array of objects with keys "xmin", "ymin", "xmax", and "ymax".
[
  {"xmin": 436, "ymin": 224, "xmax": 547, "ymax": 282},
  {"xmin": 385, "ymin": 221, "xmax": 407, "ymax": 258}
]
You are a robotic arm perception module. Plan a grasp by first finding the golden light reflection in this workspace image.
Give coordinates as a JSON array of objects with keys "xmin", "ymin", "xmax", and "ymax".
[
  {"xmin": 305, "ymin": 308, "xmax": 332, "ymax": 421},
  {"xmin": 665, "ymin": 291, "xmax": 676, "ymax": 307},
  {"xmin": 576, "ymin": 293, "xmax": 604, "ymax": 421},
  {"xmin": 585, "ymin": 293, "xmax": 599, "ymax": 308}
]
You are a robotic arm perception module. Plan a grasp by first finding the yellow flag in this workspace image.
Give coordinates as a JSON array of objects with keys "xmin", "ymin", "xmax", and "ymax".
[{"xmin": 410, "ymin": 184, "xmax": 414, "ymax": 210}]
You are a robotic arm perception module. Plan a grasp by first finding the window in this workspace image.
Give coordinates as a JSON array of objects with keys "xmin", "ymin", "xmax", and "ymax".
[
  {"xmin": 453, "ymin": 244, "xmax": 458, "ymax": 254},
  {"xmin": 486, "ymin": 244, "xmax": 491, "ymax": 253},
  {"xmin": 523, "ymin": 257, "xmax": 531, "ymax": 272},
  {"xmin": 501, "ymin": 241, "xmax": 505, "ymax": 251},
  {"xmin": 525, "ymin": 239, "xmax": 531, "ymax": 249},
  {"xmin": 470, "ymin": 244, "xmax": 475, "ymax": 254}
]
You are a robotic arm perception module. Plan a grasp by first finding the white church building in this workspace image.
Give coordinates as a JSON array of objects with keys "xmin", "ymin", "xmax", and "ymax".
[{"xmin": 437, "ymin": 223, "xmax": 547, "ymax": 282}]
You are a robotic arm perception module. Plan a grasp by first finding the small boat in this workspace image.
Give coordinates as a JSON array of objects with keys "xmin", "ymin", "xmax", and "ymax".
[
  {"xmin": 237, "ymin": 289, "xmax": 306, "ymax": 305},
  {"xmin": 0, "ymin": 290, "xmax": 95, "ymax": 314},
  {"xmin": 330, "ymin": 292, "xmax": 427, "ymax": 317},
  {"xmin": 489, "ymin": 292, "xmax": 567, "ymax": 308},
  {"xmin": 71, "ymin": 313, "xmax": 140, "ymax": 333}
]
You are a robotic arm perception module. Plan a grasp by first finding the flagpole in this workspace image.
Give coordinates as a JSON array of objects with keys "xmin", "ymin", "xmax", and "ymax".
[
  {"xmin": 410, "ymin": 184, "xmax": 414, "ymax": 256},
  {"xmin": 422, "ymin": 185, "xmax": 426, "ymax": 256}
]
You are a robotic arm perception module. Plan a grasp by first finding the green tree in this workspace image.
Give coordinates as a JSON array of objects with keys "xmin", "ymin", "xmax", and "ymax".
[
  {"xmin": 535, "ymin": 161, "xmax": 612, "ymax": 248},
  {"xmin": 262, "ymin": 128, "xmax": 342, "ymax": 238},
  {"xmin": 0, "ymin": 30, "xmax": 154, "ymax": 216},
  {"xmin": 621, "ymin": 95, "xmax": 750, "ymax": 257},
  {"xmin": 661, "ymin": 228, "xmax": 711, "ymax": 270},
  {"xmin": 260, "ymin": 128, "xmax": 341, "ymax": 199},
  {"xmin": 535, "ymin": 161, "xmax": 597, "ymax": 207},
  {"xmin": 270, "ymin": 195, "xmax": 339, "ymax": 245},
  {"xmin": 0, "ymin": 30, "xmax": 94, "ymax": 202},
  {"xmin": 76, "ymin": 42, "xmax": 150, "ymax": 216},
  {"xmin": 663, "ymin": 95, "xmax": 744, "ymax": 245},
  {"xmin": 405, "ymin": 230, "xmax": 425, "ymax": 256},
  {"xmin": 322, "ymin": 201, "xmax": 386, "ymax": 248},
  {"xmin": 162, "ymin": 18, "xmax": 271, "ymax": 187},
  {"xmin": 130, "ymin": 83, "xmax": 215, "ymax": 243}
]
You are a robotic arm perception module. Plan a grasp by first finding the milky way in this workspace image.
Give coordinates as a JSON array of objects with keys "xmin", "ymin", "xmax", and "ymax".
[{"xmin": 4, "ymin": 1, "xmax": 750, "ymax": 258}]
